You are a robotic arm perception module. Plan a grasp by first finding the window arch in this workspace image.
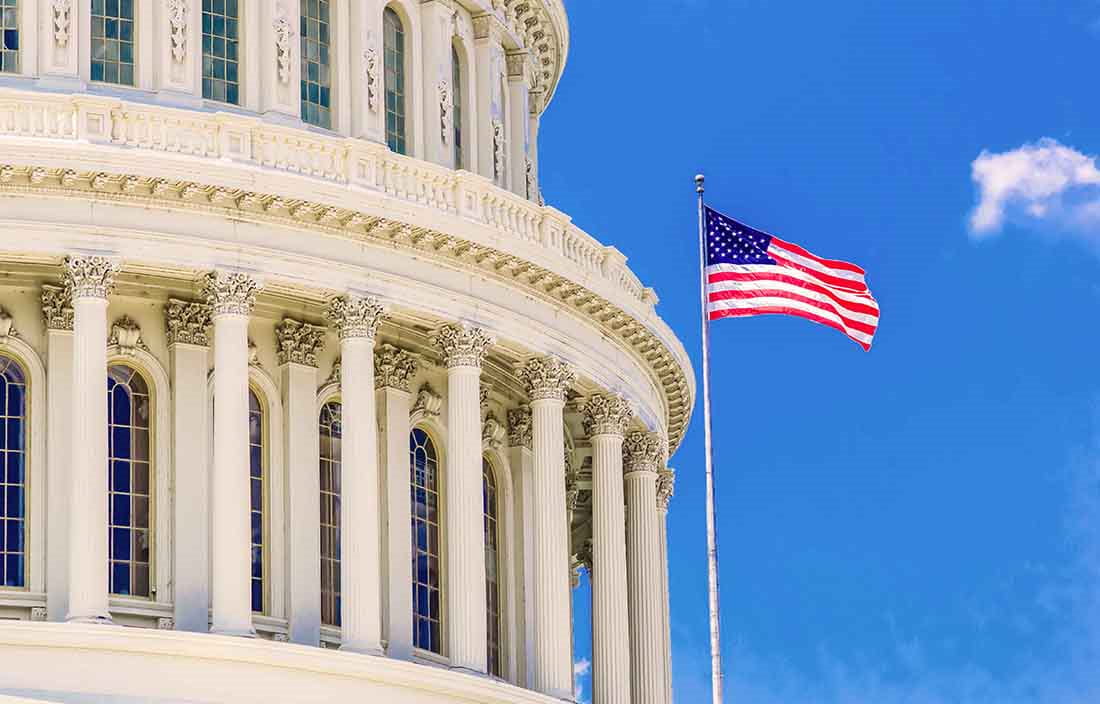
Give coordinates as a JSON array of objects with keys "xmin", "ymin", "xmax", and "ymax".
[
  {"xmin": 0, "ymin": 0, "xmax": 19, "ymax": 74},
  {"xmin": 0, "ymin": 354, "xmax": 26, "ymax": 589},
  {"xmin": 483, "ymin": 457, "xmax": 502, "ymax": 677},
  {"xmin": 202, "ymin": 0, "xmax": 241, "ymax": 104},
  {"xmin": 410, "ymin": 427, "xmax": 441, "ymax": 653},
  {"xmin": 107, "ymin": 364, "xmax": 152, "ymax": 598},
  {"xmin": 301, "ymin": 0, "xmax": 332, "ymax": 128},
  {"xmin": 249, "ymin": 387, "xmax": 266, "ymax": 613},
  {"xmin": 91, "ymin": 0, "xmax": 135, "ymax": 86},
  {"xmin": 383, "ymin": 6, "xmax": 407, "ymax": 155},
  {"xmin": 452, "ymin": 44, "xmax": 463, "ymax": 169},
  {"xmin": 319, "ymin": 399, "xmax": 341, "ymax": 627}
]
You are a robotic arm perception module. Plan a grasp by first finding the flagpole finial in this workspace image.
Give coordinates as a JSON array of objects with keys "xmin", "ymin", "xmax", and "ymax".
[{"xmin": 695, "ymin": 174, "xmax": 705, "ymax": 194}]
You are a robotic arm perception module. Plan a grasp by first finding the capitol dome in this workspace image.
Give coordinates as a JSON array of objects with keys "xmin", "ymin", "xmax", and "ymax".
[{"xmin": 0, "ymin": 1, "xmax": 693, "ymax": 703}]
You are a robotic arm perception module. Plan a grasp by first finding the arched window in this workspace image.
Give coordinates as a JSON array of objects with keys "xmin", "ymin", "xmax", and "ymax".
[
  {"xmin": 383, "ymin": 7, "xmax": 407, "ymax": 155},
  {"xmin": 91, "ymin": 0, "xmax": 136, "ymax": 86},
  {"xmin": 319, "ymin": 400, "xmax": 341, "ymax": 627},
  {"xmin": 301, "ymin": 0, "xmax": 332, "ymax": 128},
  {"xmin": 249, "ymin": 388, "xmax": 266, "ymax": 613},
  {"xmin": 483, "ymin": 457, "xmax": 502, "ymax": 677},
  {"xmin": 0, "ymin": 355, "xmax": 26, "ymax": 588},
  {"xmin": 107, "ymin": 364, "xmax": 151, "ymax": 597},
  {"xmin": 0, "ymin": 0, "xmax": 19, "ymax": 74},
  {"xmin": 202, "ymin": 0, "xmax": 241, "ymax": 104},
  {"xmin": 452, "ymin": 45, "xmax": 463, "ymax": 169},
  {"xmin": 410, "ymin": 428, "xmax": 441, "ymax": 653}
]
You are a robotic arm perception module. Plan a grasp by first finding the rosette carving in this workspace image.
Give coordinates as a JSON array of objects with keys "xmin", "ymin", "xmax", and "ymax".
[
  {"xmin": 623, "ymin": 431, "xmax": 664, "ymax": 475},
  {"xmin": 581, "ymin": 393, "xmax": 632, "ymax": 438},
  {"xmin": 202, "ymin": 271, "xmax": 259, "ymax": 316},
  {"xmin": 507, "ymin": 407, "xmax": 532, "ymax": 449},
  {"xmin": 275, "ymin": 318, "xmax": 326, "ymax": 367},
  {"xmin": 327, "ymin": 294, "xmax": 385, "ymax": 340},
  {"xmin": 374, "ymin": 343, "xmax": 418, "ymax": 391},
  {"xmin": 519, "ymin": 356, "xmax": 575, "ymax": 402},
  {"xmin": 434, "ymin": 323, "xmax": 494, "ymax": 369},
  {"xmin": 41, "ymin": 284, "xmax": 74, "ymax": 331},
  {"xmin": 165, "ymin": 299, "xmax": 212, "ymax": 346},
  {"xmin": 657, "ymin": 468, "xmax": 675, "ymax": 511},
  {"xmin": 63, "ymin": 256, "xmax": 120, "ymax": 300}
]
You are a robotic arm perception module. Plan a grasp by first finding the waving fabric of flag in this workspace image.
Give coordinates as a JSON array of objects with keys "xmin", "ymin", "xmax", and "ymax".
[{"xmin": 705, "ymin": 206, "xmax": 880, "ymax": 350}]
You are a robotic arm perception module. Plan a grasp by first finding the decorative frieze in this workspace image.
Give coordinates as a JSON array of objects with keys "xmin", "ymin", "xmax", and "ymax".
[
  {"xmin": 109, "ymin": 315, "xmax": 145, "ymax": 356},
  {"xmin": 157, "ymin": 617, "xmax": 175, "ymax": 630},
  {"xmin": 657, "ymin": 469, "xmax": 675, "ymax": 511},
  {"xmin": 507, "ymin": 407, "xmax": 532, "ymax": 449},
  {"xmin": 412, "ymin": 383, "xmax": 443, "ymax": 418},
  {"xmin": 41, "ymin": 284, "xmax": 74, "ymax": 331},
  {"xmin": 165, "ymin": 299, "xmax": 212, "ymax": 346},
  {"xmin": 202, "ymin": 271, "xmax": 259, "ymax": 317},
  {"xmin": 623, "ymin": 431, "xmax": 664, "ymax": 475},
  {"xmin": 519, "ymin": 356, "xmax": 575, "ymax": 402},
  {"xmin": 52, "ymin": 0, "xmax": 71, "ymax": 47},
  {"xmin": 272, "ymin": 5, "xmax": 295, "ymax": 84},
  {"xmin": 483, "ymin": 412, "xmax": 507, "ymax": 450},
  {"xmin": 168, "ymin": 0, "xmax": 189, "ymax": 63},
  {"xmin": 581, "ymin": 394, "xmax": 632, "ymax": 438},
  {"xmin": 327, "ymin": 295, "xmax": 385, "ymax": 340},
  {"xmin": 30, "ymin": 607, "xmax": 47, "ymax": 622},
  {"xmin": 63, "ymin": 256, "xmax": 121, "ymax": 300},
  {"xmin": 434, "ymin": 323, "xmax": 493, "ymax": 369},
  {"xmin": 275, "ymin": 318, "xmax": 326, "ymax": 367},
  {"xmin": 374, "ymin": 343, "xmax": 418, "ymax": 391}
]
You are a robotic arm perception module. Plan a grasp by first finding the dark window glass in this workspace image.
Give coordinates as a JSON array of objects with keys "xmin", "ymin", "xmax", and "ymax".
[
  {"xmin": 0, "ymin": 355, "xmax": 25, "ymax": 589},
  {"xmin": 452, "ymin": 45, "xmax": 463, "ymax": 169},
  {"xmin": 483, "ymin": 458, "xmax": 501, "ymax": 676},
  {"xmin": 0, "ymin": 0, "xmax": 19, "ymax": 74},
  {"xmin": 300, "ymin": 0, "xmax": 331, "ymax": 128},
  {"xmin": 410, "ymin": 428, "xmax": 441, "ymax": 653},
  {"xmin": 319, "ymin": 400, "xmax": 341, "ymax": 626},
  {"xmin": 383, "ymin": 7, "xmax": 406, "ymax": 155},
  {"xmin": 91, "ymin": 0, "xmax": 135, "ymax": 86},
  {"xmin": 107, "ymin": 364, "xmax": 151, "ymax": 597},
  {"xmin": 203, "ymin": 0, "xmax": 240, "ymax": 104},
  {"xmin": 249, "ymin": 388, "xmax": 265, "ymax": 613}
]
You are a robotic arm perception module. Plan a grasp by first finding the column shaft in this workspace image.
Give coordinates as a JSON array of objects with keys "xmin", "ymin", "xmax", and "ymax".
[
  {"xmin": 626, "ymin": 469, "xmax": 664, "ymax": 703},
  {"xmin": 340, "ymin": 335, "xmax": 383, "ymax": 653},
  {"xmin": 446, "ymin": 363, "xmax": 488, "ymax": 672},
  {"xmin": 381, "ymin": 386, "xmax": 414, "ymax": 659},
  {"xmin": 284, "ymin": 362, "xmax": 321, "ymax": 646},
  {"xmin": 591, "ymin": 433, "xmax": 632, "ymax": 704},
  {"xmin": 67, "ymin": 295, "xmax": 111, "ymax": 622},
  {"xmin": 45, "ymin": 320, "xmax": 73, "ymax": 621},
  {"xmin": 210, "ymin": 312, "xmax": 254, "ymax": 635},
  {"xmin": 658, "ymin": 505, "xmax": 673, "ymax": 703}
]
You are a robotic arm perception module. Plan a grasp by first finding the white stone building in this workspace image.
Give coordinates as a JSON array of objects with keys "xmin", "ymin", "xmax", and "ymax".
[{"xmin": 0, "ymin": 1, "xmax": 694, "ymax": 703}]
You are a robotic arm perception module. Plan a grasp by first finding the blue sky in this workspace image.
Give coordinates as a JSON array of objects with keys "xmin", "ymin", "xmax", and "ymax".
[{"xmin": 542, "ymin": 1, "xmax": 1100, "ymax": 702}]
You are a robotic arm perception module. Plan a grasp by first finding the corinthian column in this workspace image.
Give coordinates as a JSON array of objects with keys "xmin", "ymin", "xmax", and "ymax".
[
  {"xmin": 328, "ymin": 295, "xmax": 386, "ymax": 654},
  {"xmin": 204, "ymin": 271, "xmax": 260, "ymax": 637},
  {"xmin": 623, "ymin": 432, "xmax": 666, "ymax": 704},
  {"xmin": 65, "ymin": 256, "xmax": 120, "ymax": 623},
  {"xmin": 581, "ymin": 394, "xmax": 634, "ymax": 704},
  {"xmin": 518, "ymin": 356, "xmax": 576, "ymax": 699},
  {"xmin": 657, "ymin": 468, "xmax": 676, "ymax": 704},
  {"xmin": 435, "ymin": 323, "xmax": 494, "ymax": 674}
]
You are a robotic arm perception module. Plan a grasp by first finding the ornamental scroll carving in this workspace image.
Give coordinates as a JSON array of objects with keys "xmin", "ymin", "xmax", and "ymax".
[
  {"xmin": 483, "ymin": 412, "xmax": 507, "ymax": 450},
  {"xmin": 327, "ymin": 295, "xmax": 385, "ymax": 340},
  {"xmin": 439, "ymin": 80, "xmax": 452, "ymax": 145},
  {"xmin": 492, "ymin": 120, "xmax": 506, "ymax": 181},
  {"xmin": 507, "ymin": 407, "xmax": 532, "ymax": 449},
  {"xmin": 525, "ymin": 157, "xmax": 536, "ymax": 201},
  {"xmin": 413, "ymin": 384, "xmax": 443, "ymax": 418},
  {"xmin": 657, "ymin": 469, "xmax": 675, "ymax": 511},
  {"xmin": 168, "ymin": 0, "xmax": 189, "ymax": 63},
  {"xmin": 375, "ymin": 343, "xmax": 418, "ymax": 391},
  {"xmin": 581, "ymin": 394, "xmax": 632, "ymax": 438},
  {"xmin": 109, "ymin": 315, "xmax": 146, "ymax": 356},
  {"xmin": 63, "ymin": 256, "xmax": 121, "ymax": 300},
  {"xmin": 519, "ymin": 356, "xmax": 575, "ymax": 403},
  {"xmin": 434, "ymin": 324, "xmax": 494, "ymax": 369},
  {"xmin": 623, "ymin": 431, "xmax": 664, "ymax": 475},
  {"xmin": 0, "ymin": 308, "xmax": 16, "ymax": 340},
  {"xmin": 275, "ymin": 318, "xmax": 326, "ymax": 367},
  {"xmin": 363, "ymin": 47, "xmax": 380, "ymax": 113},
  {"xmin": 52, "ymin": 0, "xmax": 71, "ymax": 48},
  {"xmin": 202, "ymin": 272, "xmax": 259, "ymax": 316},
  {"xmin": 41, "ymin": 284, "xmax": 73, "ymax": 331},
  {"xmin": 272, "ymin": 6, "xmax": 295, "ymax": 84},
  {"xmin": 165, "ymin": 299, "xmax": 212, "ymax": 346}
]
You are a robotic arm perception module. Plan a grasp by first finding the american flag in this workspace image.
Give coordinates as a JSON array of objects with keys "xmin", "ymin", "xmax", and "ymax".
[{"xmin": 705, "ymin": 206, "xmax": 880, "ymax": 350}]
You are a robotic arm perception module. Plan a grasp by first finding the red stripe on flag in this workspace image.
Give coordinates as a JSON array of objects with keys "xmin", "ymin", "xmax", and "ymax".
[
  {"xmin": 769, "ymin": 235, "xmax": 866, "ymax": 275},
  {"xmin": 709, "ymin": 306, "xmax": 873, "ymax": 351},
  {"xmin": 707, "ymin": 288, "xmax": 878, "ymax": 337},
  {"xmin": 707, "ymin": 271, "xmax": 880, "ymax": 317},
  {"xmin": 767, "ymin": 250, "xmax": 869, "ymax": 293}
]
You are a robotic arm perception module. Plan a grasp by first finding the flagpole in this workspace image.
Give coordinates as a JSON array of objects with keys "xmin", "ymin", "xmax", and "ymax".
[{"xmin": 695, "ymin": 174, "xmax": 724, "ymax": 704}]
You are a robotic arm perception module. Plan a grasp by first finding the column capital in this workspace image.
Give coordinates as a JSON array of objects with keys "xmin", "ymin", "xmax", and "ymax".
[
  {"xmin": 623, "ymin": 431, "xmax": 664, "ymax": 476},
  {"xmin": 472, "ymin": 13, "xmax": 506, "ymax": 42},
  {"xmin": 506, "ymin": 406, "xmax": 532, "ymax": 449},
  {"xmin": 374, "ymin": 343, "xmax": 418, "ymax": 391},
  {"xmin": 519, "ymin": 356, "xmax": 575, "ymax": 403},
  {"xmin": 657, "ymin": 468, "xmax": 675, "ymax": 511},
  {"xmin": 327, "ymin": 294, "xmax": 386, "ymax": 340},
  {"xmin": 275, "ymin": 318, "xmax": 326, "ymax": 367},
  {"xmin": 202, "ymin": 271, "xmax": 260, "ymax": 317},
  {"xmin": 434, "ymin": 323, "xmax": 494, "ymax": 369},
  {"xmin": 581, "ymin": 394, "xmax": 632, "ymax": 438},
  {"xmin": 63, "ymin": 256, "xmax": 121, "ymax": 300},
  {"xmin": 41, "ymin": 284, "xmax": 74, "ymax": 331},
  {"xmin": 165, "ymin": 299, "xmax": 213, "ymax": 347}
]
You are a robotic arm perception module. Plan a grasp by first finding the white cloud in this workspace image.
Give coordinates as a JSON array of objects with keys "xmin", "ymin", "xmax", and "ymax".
[
  {"xmin": 574, "ymin": 658, "xmax": 592, "ymax": 703},
  {"xmin": 968, "ymin": 138, "xmax": 1100, "ymax": 237}
]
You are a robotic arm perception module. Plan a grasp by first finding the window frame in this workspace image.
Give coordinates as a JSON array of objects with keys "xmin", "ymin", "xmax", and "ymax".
[
  {"xmin": 248, "ymin": 384, "xmax": 269, "ymax": 616},
  {"xmin": 482, "ymin": 455, "xmax": 503, "ymax": 678},
  {"xmin": 318, "ymin": 396, "xmax": 342, "ymax": 628},
  {"xmin": 300, "ymin": 0, "xmax": 334, "ymax": 129},
  {"xmin": 201, "ymin": 0, "xmax": 242, "ymax": 105},
  {"xmin": 410, "ymin": 424, "xmax": 445, "ymax": 657},
  {"xmin": 451, "ymin": 41, "xmax": 465, "ymax": 170},
  {"xmin": 0, "ymin": 0, "xmax": 20, "ymax": 75},
  {"xmin": 0, "ymin": 352, "xmax": 28, "ymax": 591},
  {"xmin": 90, "ymin": 0, "xmax": 138, "ymax": 87},
  {"xmin": 383, "ymin": 4, "xmax": 409, "ymax": 155}
]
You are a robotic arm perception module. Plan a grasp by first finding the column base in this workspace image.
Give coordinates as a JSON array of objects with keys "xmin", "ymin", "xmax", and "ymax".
[
  {"xmin": 210, "ymin": 626, "xmax": 258, "ymax": 638},
  {"xmin": 65, "ymin": 614, "xmax": 113, "ymax": 625},
  {"xmin": 339, "ymin": 642, "xmax": 385, "ymax": 657},
  {"xmin": 448, "ymin": 665, "xmax": 490, "ymax": 680}
]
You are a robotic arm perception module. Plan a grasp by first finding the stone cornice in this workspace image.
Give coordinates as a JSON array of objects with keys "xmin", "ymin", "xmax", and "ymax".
[
  {"xmin": 275, "ymin": 318, "xmax": 326, "ymax": 367},
  {"xmin": 0, "ymin": 161, "xmax": 693, "ymax": 452}
]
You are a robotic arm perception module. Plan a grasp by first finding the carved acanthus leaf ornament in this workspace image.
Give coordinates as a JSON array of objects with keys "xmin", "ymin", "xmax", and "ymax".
[
  {"xmin": 63, "ymin": 256, "xmax": 121, "ymax": 299},
  {"xmin": 434, "ymin": 324, "xmax": 494, "ymax": 369},
  {"xmin": 41, "ymin": 284, "xmax": 73, "ymax": 331},
  {"xmin": 657, "ymin": 468, "xmax": 675, "ymax": 511},
  {"xmin": 507, "ymin": 407, "xmax": 532, "ymax": 449},
  {"xmin": 623, "ymin": 431, "xmax": 664, "ymax": 475},
  {"xmin": 203, "ymin": 272, "xmax": 259, "ymax": 316},
  {"xmin": 581, "ymin": 394, "xmax": 632, "ymax": 438},
  {"xmin": 519, "ymin": 356, "xmax": 575, "ymax": 402},
  {"xmin": 327, "ymin": 295, "xmax": 385, "ymax": 340},
  {"xmin": 375, "ymin": 343, "xmax": 418, "ymax": 391},
  {"xmin": 168, "ymin": 0, "xmax": 189, "ymax": 62},
  {"xmin": 276, "ymin": 318, "xmax": 326, "ymax": 367},
  {"xmin": 165, "ymin": 299, "xmax": 213, "ymax": 346},
  {"xmin": 272, "ymin": 6, "xmax": 295, "ymax": 83},
  {"xmin": 52, "ymin": 0, "xmax": 71, "ymax": 47}
]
